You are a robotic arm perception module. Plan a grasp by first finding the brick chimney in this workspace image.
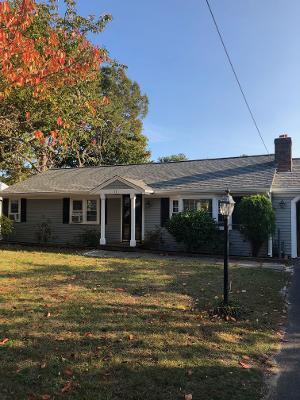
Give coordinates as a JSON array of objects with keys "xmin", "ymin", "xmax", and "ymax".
[{"xmin": 274, "ymin": 134, "xmax": 292, "ymax": 172}]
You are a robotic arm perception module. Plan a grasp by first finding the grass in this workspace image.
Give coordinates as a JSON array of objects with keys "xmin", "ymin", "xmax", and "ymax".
[{"xmin": 0, "ymin": 245, "xmax": 289, "ymax": 400}]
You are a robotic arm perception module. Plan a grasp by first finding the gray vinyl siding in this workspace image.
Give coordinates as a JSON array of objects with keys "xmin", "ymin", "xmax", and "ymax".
[
  {"xmin": 103, "ymin": 180, "xmax": 132, "ymax": 190},
  {"xmin": 229, "ymin": 229, "xmax": 267, "ymax": 257},
  {"xmin": 8, "ymin": 199, "xmax": 97, "ymax": 245},
  {"xmin": 144, "ymin": 198, "xmax": 161, "ymax": 235},
  {"xmin": 272, "ymin": 194, "xmax": 293, "ymax": 257},
  {"xmin": 106, "ymin": 198, "xmax": 121, "ymax": 242}
]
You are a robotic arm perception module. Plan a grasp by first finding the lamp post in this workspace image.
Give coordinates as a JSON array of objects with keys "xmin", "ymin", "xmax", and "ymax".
[{"xmin": 219, "ymin": 190, "xmax": 235, "ymax": 305}]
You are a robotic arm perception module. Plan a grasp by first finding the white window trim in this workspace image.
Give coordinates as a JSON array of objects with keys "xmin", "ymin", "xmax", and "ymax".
[
  {"xmin": 9, "ymin": 198, "xmax": 21, "ymax": 223},
  {"xmin": 169, "ymin": 195, "xmax": 233, "ymax": 229},
  {"xmin": 70, "ymin": 198, "xmax": 100, "ymax": 225}
]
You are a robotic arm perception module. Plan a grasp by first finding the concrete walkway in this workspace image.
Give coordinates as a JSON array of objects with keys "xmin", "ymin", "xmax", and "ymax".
[
  {"xmin": 270, "ymin": 261, "xmax": 300, "ymax": 399},
  {"xmin": 83, "ymin": 249, "xmax": 287, "ymax": 271}
]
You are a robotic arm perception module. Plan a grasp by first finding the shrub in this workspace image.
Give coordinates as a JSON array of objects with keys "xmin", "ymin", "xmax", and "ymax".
[
  {"xmin": 35, "ymin": 220, "xmax": 52, "ymax": 243},
  {"xmin": 143, "ymin": 226, "xmax": 165, "ymax": 250},
  {"xmin": 236, "ymin": 195, "xmax": 275, "ymax": 257},
  {"xmin": 0, "ymin": 215, "xmax": 14, "ymax": 238},
  {"xmin": 166, "ymin": 209, "xmax": 219, "ymax": 252},
  {"xmin": 79, "ymin": 229, "xmax": 100, "ymax": 247}
]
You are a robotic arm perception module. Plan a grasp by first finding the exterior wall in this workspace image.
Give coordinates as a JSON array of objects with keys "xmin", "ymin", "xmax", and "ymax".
[
  {"xmin": 8, "ymin": 199, "xmax": 95, "ymax": 245},
  {"xmin": 4, "ymin": 195, "xmax": 274, "ymax": 257},
  {"xmin": 106, "ymin": 198, "xmax": 121, "ymax": 243},
  {"xmin": 143, "ymin": 197, "xmax": 263, "ymax": 256},
  {"xmin": 272, "ymin": 194, "xmax": 293, "ymax": 257}
]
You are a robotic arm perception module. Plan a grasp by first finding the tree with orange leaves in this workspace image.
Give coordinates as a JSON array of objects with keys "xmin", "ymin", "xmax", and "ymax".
[
  {"xmin": 0, "ymin": 0, "xmax": 149, "ymax": 183},
  {"xmin": 0, "ymin": 0, "xmax": 108, "ymax": 98}
]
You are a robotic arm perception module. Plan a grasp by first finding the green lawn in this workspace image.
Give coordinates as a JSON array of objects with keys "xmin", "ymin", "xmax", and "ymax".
[{"xmin": 0, "ymin": 246, "xmax": 288, "ymax": 400}]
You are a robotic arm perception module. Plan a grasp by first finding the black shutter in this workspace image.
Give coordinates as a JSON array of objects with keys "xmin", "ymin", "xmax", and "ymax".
[
  {"xmin": 2, "ymin": 198, "xmax": 8, "ymax": 217},
  {"xmin": 63, "ymin": 198, "xmax": 70, "ymax": 224},
  {"xmin": 231, "ymin": 196, "xmax": 242, "ymax": 228},
  {"xmin": 21, "ymin": 198, "xmax": 27, "ymax": 222},
  {"xmin": 160, "ymin": 198, "xmax": 170, "ymax": 227}
]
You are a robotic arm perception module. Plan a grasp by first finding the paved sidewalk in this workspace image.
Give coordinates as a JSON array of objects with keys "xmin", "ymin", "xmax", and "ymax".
[
  {"xmin": 270, "ymin": 261, "xmax": 300, "ymax": 399},
  {"xmin": 84, "ymin": 249, "xmax": 287, "ymax": 271}
]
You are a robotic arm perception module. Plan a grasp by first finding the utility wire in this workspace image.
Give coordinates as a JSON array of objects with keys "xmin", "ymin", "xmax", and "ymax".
[{"xmin": 205, "ymin": 0, "xmax": 269, "ymax": 154}]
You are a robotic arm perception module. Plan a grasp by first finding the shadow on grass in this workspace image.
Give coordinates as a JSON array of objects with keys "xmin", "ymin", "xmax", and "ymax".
[{"xmin": 0, "ymin": 245, "xmax": 285, "ymax": 400}]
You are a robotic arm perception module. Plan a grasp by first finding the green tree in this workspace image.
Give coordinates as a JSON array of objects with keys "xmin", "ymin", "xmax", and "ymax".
[
  {"xmin": 56, "ymin": 66, "xmax": 150, "ymax": 168},
  {"xmin": 158, "ymin": 153, "xmax": 188, "ymax": 163},
  {"xmin": 166, "ymin": 209, "xmax": 219, "ymax": 252},
  {"xmin": 236, "ymin": 195, "xmax": 275, "ymax": 257}
]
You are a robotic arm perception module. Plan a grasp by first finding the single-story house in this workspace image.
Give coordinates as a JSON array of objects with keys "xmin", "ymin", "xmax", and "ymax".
[{"xmin": 1, "ymin": 135, "xmax": 300, "ymax": 257}]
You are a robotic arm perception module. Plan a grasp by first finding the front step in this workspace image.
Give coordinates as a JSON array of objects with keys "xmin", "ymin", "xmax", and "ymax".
[{"xmin": 98, "ymin": 243, "xmax": 142, "ymax": 252}]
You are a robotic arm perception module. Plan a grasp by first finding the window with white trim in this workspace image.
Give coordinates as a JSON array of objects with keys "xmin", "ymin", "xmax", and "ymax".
[
  {"xmin": 172, "ymin": 200, "xmax": 179, "ymax": 216},
  {"xmin": 70, "ymin": 199, "xmax": 99, "ymax": 224},
  {"xmin": 183, "ymin": 199, "xmax": 212, "ymax": 216},
  {"xmin": 9, "ymin": 199, "xmax": 20, "ymax": 222},
  {"xmin": 71, "ymin": 200, "xmax": 83, "ymax": 223},
  {"xmin": 87, "ymin": 200, "xmax": 97, "ymax": 222}
]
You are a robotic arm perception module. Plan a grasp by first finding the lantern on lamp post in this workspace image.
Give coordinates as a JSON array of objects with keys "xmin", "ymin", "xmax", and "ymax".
[{"xmin": 219, "ymin": 189, "xmax": 235, "ymax": 305}]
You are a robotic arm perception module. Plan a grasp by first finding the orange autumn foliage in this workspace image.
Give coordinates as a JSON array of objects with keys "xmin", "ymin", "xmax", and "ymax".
[{"xmin": 0, "ymin": 0, "xmax": 103, "ymax": 98}]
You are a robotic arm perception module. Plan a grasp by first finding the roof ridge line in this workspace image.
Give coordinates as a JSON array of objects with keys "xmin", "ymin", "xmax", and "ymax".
[{"xmin": 48, "ymin": 153, "xmax": 274, "ymax": 171}]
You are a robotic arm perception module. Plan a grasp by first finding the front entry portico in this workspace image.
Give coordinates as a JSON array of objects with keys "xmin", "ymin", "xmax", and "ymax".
[{"xmin": 89, "ymin": 175, "xmax": 153, "ymax": 247}]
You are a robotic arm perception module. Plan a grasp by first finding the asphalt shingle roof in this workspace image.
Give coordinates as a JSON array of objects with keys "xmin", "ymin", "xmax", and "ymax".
[
  {"xmin": 3, "ymin": 154, "xmax": 276, "ymax": 195},
  {"xmin": 272, "ymin": 159, "xmax": 300, "ymax": 191}
]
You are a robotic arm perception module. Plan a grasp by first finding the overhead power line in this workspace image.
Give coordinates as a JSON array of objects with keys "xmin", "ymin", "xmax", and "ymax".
[{"xmin": 205, "ymin": 0, "xmax": 269, "ymax": 154}]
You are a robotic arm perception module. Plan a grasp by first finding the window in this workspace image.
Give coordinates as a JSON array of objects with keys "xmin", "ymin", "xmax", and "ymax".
[
  {"xmin": 9, "ymin": 199, "xmax": 20, "ymax": 222},
  {"xmin": 71, "ymin": 199, "xmax": 99, "ymax": 224},
  {"xmin": 71, "ymin": 200, "xmax": 83, "ymax": 223},
  {"xmin": 172, "ymin": 200, "xmax": 179, "ymax": 216},
  {"xmin": 183, "ymin": 199, "xmax": 212, "ymax": 216},
  {"xmin": 87, "ymin": 200, "xmax": 97, "ymax": 222}
]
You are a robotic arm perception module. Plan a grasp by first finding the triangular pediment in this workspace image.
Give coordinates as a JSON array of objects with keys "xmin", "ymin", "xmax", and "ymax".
[
  {"xmin": 101, "ymin": 179, "xmax": 134, "ymax": 190},
  {"xmin": 90, "ymin": 175, "xmax": 153, "ymax": 194}
]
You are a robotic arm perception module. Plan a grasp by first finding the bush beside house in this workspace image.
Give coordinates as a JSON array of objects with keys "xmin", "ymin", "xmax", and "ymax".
[
  {"xmin": 236, "ymin": 195, "xmax": 275, "ymax": 257},
  {"xmin": 166, "ymin": 209, "xmax": 220, "ymax": 253}
]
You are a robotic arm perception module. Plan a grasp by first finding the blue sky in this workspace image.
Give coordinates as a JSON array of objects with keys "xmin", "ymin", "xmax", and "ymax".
[{"xmin": 74, "ymin": 0, "xmax": 300, "ymax": 160}]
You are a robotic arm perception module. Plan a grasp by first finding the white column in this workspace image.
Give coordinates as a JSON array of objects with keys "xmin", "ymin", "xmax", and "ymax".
[
  {"xmin": 100, "ymin": 194, "xmax": 106, "ymax": 245},
  {"xmin": 130, "ymin": 193, "xmax": 136, "ymax": 247},
  {"xmin": 268, "ymin": 235, "xmax": 273, "ymax": 257}
]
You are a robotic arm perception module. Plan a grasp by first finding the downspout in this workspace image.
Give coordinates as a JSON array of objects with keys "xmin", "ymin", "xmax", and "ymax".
[{"xmin": 268, "ymin": 191, "xmax": 273, "ymax": 257}]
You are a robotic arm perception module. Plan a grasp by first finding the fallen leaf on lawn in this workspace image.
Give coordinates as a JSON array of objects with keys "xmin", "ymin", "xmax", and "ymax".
[
  {"xmin": 61, "ymin": 381, "xmax": 73, "ymax": 394},
  {"xmin": 128, "ymin": 334, "xmax": 134, "ymax": 340},
  {"xmin": 185, "ymin": 394, "xmax": 193, "ymax": 400},
  {"xmin": 84, "ymin": 332, "xmax": 93, "ymax": 337},
  {"xmin": 63, "ymin": 368, "xmax": 74, "ymax": 377},
  {"xmin": 239, "ymin": 361, "xmax": 251, "ymax": 369},
  {"xmin": 28, "ymin": 394, "xmax": 38, "ymax": 400},
  {"xmin": 242, "ymin": 355, "xmax": 251, "ymax": 361},
  {"xmin": 0, "ymin": 338, "xmax": 9, "ymax": 345}
]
